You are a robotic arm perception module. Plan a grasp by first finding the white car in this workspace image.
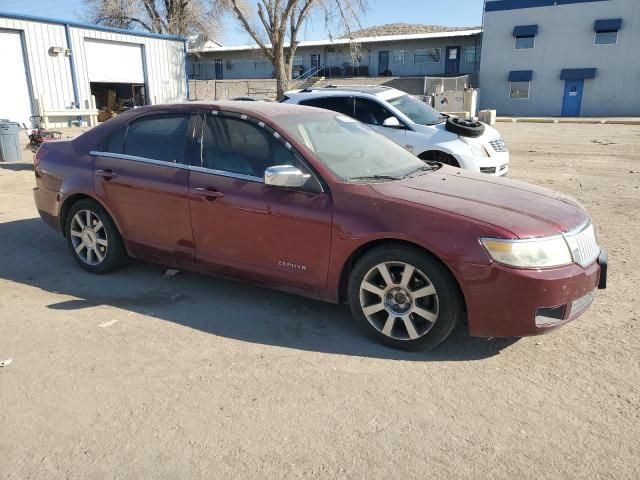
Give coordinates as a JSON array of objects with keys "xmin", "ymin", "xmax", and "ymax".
[{"xmin": 282, "ymin": 86, "xmax": 509, "ymax": 176}]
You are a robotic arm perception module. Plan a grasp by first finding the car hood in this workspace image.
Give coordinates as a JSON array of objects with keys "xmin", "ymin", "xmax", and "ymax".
[{"xmin": 370, "ymin": 167, "xmax": 588, "ymax": 238}]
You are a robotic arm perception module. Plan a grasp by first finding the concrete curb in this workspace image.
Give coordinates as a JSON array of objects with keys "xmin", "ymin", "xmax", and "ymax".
[{"xmin": 496, "ymin": 117, "xmax": 640, "ymax": 125}]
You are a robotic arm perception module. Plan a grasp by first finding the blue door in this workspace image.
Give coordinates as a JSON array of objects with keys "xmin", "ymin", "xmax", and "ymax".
[
  {"xmin": 561, "ymin": 80, "xmax": 584, "ymax": 116},
  {"xmin": 214, "ymin": 59, "xmax": 223, "ymax": 80},
  {"xmin": 445, "ymin": 46, "xmax": 460, "ymax": 74},
  {"xmin": 378, "ymin": 51, "xmax": 389, "ymax": 75}
]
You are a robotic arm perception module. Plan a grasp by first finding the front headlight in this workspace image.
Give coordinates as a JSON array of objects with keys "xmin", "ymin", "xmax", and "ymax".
[
  {"xmin": 481, "ymin": 236, "xmax": 573, "ymax": 268},
  {"xmin": 460, "ymin": 136, "xmax": 489, "ymax": 158}
]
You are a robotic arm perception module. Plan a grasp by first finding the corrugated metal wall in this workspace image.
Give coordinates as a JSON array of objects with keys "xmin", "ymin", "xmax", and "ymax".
[
  {"xmin": 69, "ymin": 27, "xmax": 186, "ymax": 108},
  {"xmin": 0, "ymin": 16, "xmax": 186, "ymax": 127},
  {"xmin": 0, "ymin": 18, "xmax": 74, "ymax": 121}
]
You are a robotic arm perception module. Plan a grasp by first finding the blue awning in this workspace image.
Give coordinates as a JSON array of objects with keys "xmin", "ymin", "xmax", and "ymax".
[
  {"xmin": 560, "ymin": 68, "xmax": 597, "ymax": 80},
  {"xmin": 594, "ymin": 18, "xmax": 622, "ymax": 32},
  {"xmin": 513, "ymin": 25, "xmax": 539, "ymax": 37},
  {"xmin": 508, "ymin": 70, "xmax": 533, "ymax": 82}
]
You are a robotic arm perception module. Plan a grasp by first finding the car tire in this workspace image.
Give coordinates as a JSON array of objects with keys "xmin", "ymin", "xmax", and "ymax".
[
  {"xmin": 347, "ymin": 245, "xmax": 463, "ymax": 351},
  {"xmin": 445, "ymin": 117, "xmax": 485, "ymax": 138},
  {"xmin": 65, "ymin": 198, "xmax": 126, "ymax": 274}
]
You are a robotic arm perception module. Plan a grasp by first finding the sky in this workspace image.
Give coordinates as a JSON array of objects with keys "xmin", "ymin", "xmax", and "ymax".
[{"xmin": 0, "ymin": 0, "xmax": 484, "ymax": 45}]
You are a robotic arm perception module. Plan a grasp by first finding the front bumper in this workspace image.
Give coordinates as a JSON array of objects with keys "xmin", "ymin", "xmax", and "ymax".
[
  {"xmin": 457, "ymin": 151, "xmax": 510, "ymax": 176},
  {"xmin": 454, "ymin": 253, "xmax": 606, "ymax": 338}
]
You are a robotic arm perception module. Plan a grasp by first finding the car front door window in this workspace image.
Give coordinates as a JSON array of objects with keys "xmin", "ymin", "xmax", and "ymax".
[{"xmin": 200, "ymin": 114, "xmax": 321, "ymax": 192}]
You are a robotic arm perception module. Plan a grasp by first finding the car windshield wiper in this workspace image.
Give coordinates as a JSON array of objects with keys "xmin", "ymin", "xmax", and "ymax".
[
  {"xmin": 347, "ymin": 175, "xmax": 402, "ymax": 183},
  {"xmin": 402, "ymin": 165, "xmax": 438, "ymax": 178},
  {"xmin": 424, "ymin": 117, "xmax": 447, "ymax": 125}
]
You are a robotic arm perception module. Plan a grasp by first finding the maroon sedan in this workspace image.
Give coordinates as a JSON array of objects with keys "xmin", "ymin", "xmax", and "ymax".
[{"xmin": 33, "ymin": 102, "xmax": 607, "ymax": 351}]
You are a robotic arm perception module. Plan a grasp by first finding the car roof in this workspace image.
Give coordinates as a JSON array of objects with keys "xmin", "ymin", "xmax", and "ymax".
[
  {"xmin": 286, "ymin": 85, "xmax": 405, "ymax": 99},
  {"xmin": 128, "ymin": 101, "xmax": 325, "ymax": 118}
]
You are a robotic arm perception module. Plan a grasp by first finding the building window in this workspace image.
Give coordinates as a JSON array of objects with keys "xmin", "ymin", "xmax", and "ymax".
[
  {"xmin": 293, "ymin": 55, "xmax": 303, "ymax": 66},
  {"xmin": 393, "ymin": 50, "xmax": 405, "ymax": 65},
  {"xmin": 254, "ymin": 60, "xmax": 270, "ymax": 70},
  {"xmin": 510, "ymin": 82, "xmax": 530, "ymax": 99},
  {"xmin": 463, "ymin": 46, "xmax": 481, "ymax": 63},
  {"xmin": 594, "ymin": 19, "xmax": 621, "ymax": 45},
  {"xmin": 515, "ymin": 36, "xmax": 535, "ymax": 49},
  {"xmin": 414, "ymin": 48, "xmax": 441, "ymax": 63},
  {"xmin": 225, "ymin": 60, "xmax": 233, "ymax": 70},
  {"xmin": 595, "ymin": 30, "xmax": 618, "ymax": 45}
]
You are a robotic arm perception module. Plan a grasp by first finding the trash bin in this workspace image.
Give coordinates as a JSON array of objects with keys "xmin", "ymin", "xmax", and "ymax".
[{"xmin": 0, "ymin": 121, "xmax": 22, "ymax": 162}]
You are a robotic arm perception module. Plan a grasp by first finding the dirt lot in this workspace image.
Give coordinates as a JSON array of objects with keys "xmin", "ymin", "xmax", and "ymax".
[{"xmin": 1, "ymin": 123, "xmax": 639, "ymax": 479}]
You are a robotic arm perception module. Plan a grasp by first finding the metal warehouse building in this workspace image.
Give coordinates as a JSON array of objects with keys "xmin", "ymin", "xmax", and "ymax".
[
  {"xmin": 479, "ymin": 0, "xmax": 640, "ymax": 117},
  {"xmin": 0, "ymin": 12, "xmax": 188, "ymax": 128}
]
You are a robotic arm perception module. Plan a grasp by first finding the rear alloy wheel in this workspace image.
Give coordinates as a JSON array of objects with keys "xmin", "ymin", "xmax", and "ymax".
[
  {"xmin": 70, "ymin": 209, "xmax": 108, "ymax": 266},
  {"xmin": 65, "ymin": 199, "xmax": 125, "ymax": 274},
  {"xmin": 348, "ymin": 246, "xmax": 463, "ymax": 351}
]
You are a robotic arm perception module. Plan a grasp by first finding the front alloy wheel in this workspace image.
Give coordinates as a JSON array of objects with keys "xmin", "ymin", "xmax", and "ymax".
[
  {"xmin": 359, "ymin": 261, "xmax": 439, "ymax": 341},
  {"xmin": 348, "ymin": 246, "xmax": 463, "ymax": 351}
]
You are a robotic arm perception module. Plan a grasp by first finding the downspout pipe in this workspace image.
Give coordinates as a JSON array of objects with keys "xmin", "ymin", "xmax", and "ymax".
[
  {"xmin": 184, "ymin": 40, "xmax": 190, "ymax": 101},
  {"xmin": 64, "ymin": 23, "xmax": 81, "ymax": 121}
]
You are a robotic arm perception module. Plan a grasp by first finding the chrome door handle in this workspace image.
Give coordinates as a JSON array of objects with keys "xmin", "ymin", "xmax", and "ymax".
[
  {"xmin": 95, "ymin": 169, "xmax": 117, "ymax": 179},
  {"xmin": 193, "ymin": 187, "xmax": 224, "ymax": 199}
]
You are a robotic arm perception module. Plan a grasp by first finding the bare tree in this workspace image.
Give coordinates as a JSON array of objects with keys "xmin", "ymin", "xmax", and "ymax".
[
  {"xmin": 224, "ymin": 0, "xmax": 368, "ymax": 99},
  {"xmin": 86, "ymin": 0, "xmax": 225, "ymax": 37}
]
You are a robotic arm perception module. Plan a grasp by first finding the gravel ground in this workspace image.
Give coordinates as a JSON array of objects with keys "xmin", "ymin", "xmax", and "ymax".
[{"xmin": 0, "ymin": 123, "xmax": 639, "ymax": 479}]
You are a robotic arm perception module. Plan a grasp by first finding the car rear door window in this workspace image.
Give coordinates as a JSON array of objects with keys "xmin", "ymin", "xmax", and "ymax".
[
  {"xmin": 105, "ymin": 125, "xmax": 126, "ymax": 154},
  {"xmin": 201, "ymin": 115, "xmax": 298, "ymax": 178},
  {"xmin": 354, "ymin": 98, "xmax": 394, "ymax": 125},
  {"xmin": 123, "ymin": 113, "xmax": 190, "ymax": 163},
  {"xmin": 299, "ymin": 97, "xmax": 354, "ymax": 117}
]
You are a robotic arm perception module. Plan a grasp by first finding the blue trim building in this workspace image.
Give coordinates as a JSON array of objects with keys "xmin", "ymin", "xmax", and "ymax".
[{"xmin": 479, "ymin": 0, "xmax": 640, "ymax": 116}]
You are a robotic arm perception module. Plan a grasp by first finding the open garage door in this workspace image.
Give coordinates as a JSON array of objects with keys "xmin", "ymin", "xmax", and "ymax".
[
  {"xmin": 85, "ymin": 39, "xmax": 145, "ymax": 83},
  {"xmin": 0, "ymin": 30, "xmax": 32, "ymax": 126},
  {"xmin": 85, "ymin": 39, "xmax": 147, "ymax": 121}
]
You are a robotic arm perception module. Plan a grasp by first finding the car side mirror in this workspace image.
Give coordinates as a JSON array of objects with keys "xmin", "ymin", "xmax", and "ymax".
[
  {"xmin": 382, "ymin": 117, "xmax": 403, "ymax": 128},
  {"xmin": 264, "ymin": 165, "xmax": 310, "ymax": 188}
]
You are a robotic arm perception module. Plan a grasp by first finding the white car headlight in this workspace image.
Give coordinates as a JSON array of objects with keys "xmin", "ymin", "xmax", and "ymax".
[
  {"xmin": 460, "ymin": 136, "xmax": 489, "ymax": 158},
  {"xmin": 480, "ymin": 236, "xmax": 573, "ymax": 268}
]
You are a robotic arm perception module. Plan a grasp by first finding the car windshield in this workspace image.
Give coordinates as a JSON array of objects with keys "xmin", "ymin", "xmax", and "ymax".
[
  {"xmin": 387, "ymin": 94, "xmax": 445, "ymax": 125},
  {"xmin": 278, "ymin": 113, "xmax": 434, "ymax": 182}
]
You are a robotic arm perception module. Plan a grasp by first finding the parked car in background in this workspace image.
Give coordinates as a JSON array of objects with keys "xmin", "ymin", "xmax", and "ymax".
[
  {"xmin": 230, "ymin": 96, "xmax": 274, "ymax": 102},
  {"xmin": 283, "ymin": 86, "xmax": 510, "ymax": 176},
  {"xmin": 33, "ymin": 102, "xmax": 605, "ymax": 351}
]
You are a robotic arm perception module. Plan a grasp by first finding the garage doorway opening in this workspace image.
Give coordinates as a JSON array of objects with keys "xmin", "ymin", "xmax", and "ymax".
[{"xmin": 90, "ymin": 82, "xmax": 146, "ymax": 122}]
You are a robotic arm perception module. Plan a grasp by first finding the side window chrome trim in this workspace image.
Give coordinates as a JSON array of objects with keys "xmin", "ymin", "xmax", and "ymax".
[
  {"xmin": 190, "ymin": 165, "xmax": 262, "ymax": 183},
  {"xmin": 90, "ymin": 150, "xmax": 263, "ymax": 183},
  {"xmin": 89, "ymin": 151, "xmax": 190, "ymax": 170}
]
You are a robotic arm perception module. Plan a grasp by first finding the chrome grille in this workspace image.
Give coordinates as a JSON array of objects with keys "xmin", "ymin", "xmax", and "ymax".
[
  {"xmin": 489, "ymin": 138, "xmax": 508, "ymax": 153},
  {"xmin": 565, "ymin": 222, "xmax": 600, "ymax": 267}
]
